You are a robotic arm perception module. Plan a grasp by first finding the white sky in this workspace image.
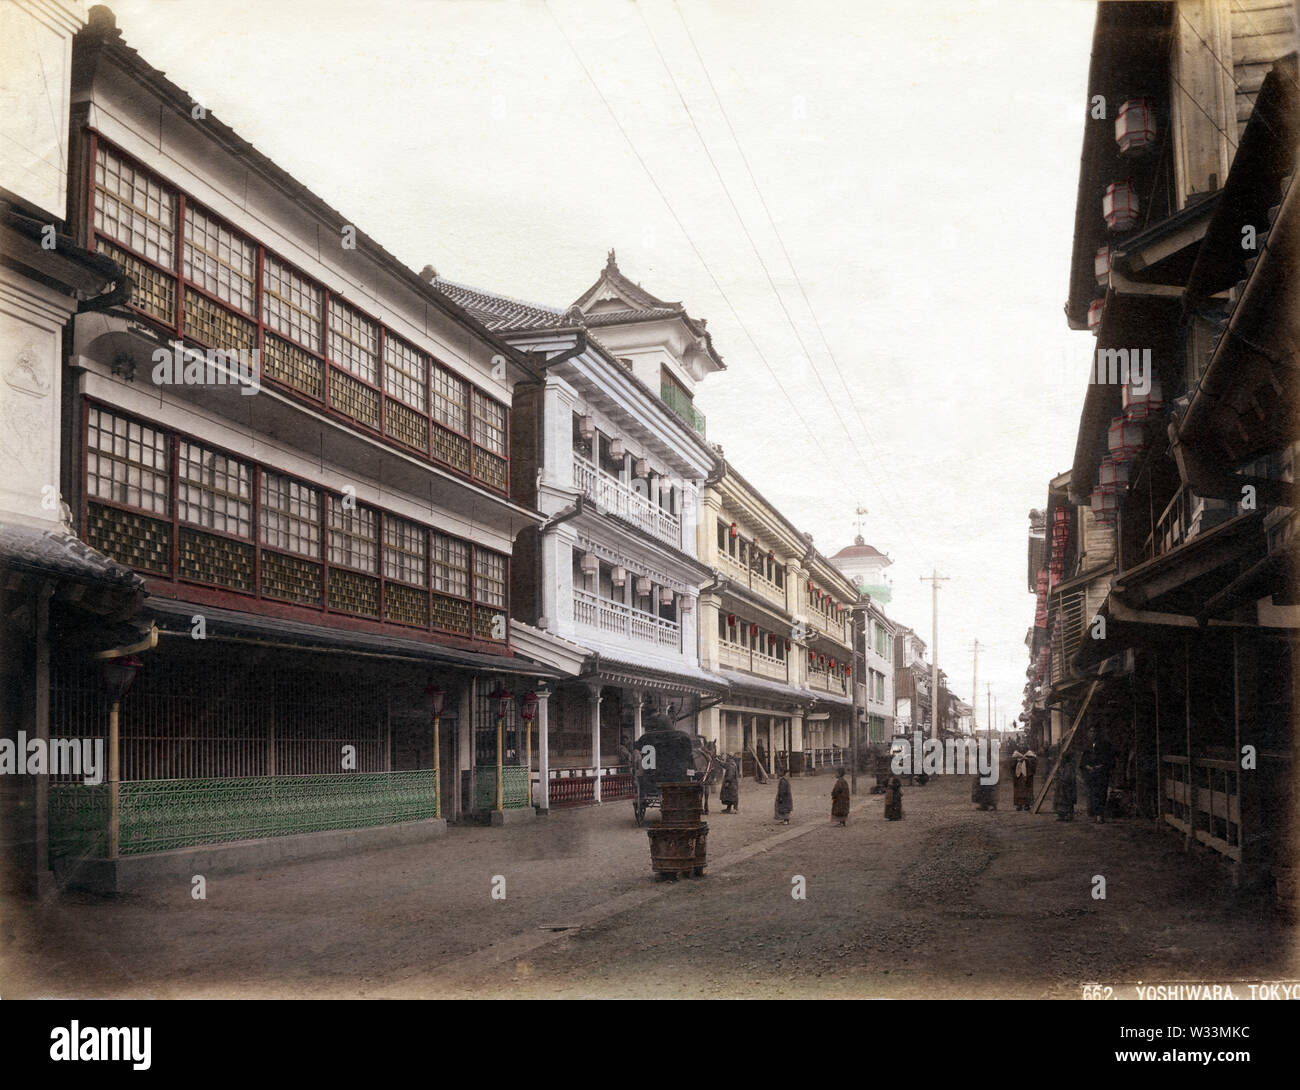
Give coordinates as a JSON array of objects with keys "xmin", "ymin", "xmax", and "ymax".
[{"xmin": 106, "ymin": 0, "xmax": 1100, "ymax": 727}]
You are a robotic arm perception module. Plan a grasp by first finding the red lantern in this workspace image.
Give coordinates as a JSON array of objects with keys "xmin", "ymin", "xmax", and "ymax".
[
  {"xmin": 727, "ymin": 614, "xmax": 736, "ymax": 627},
  {"xmin": 750, "ymin": 623, "xmax": 759, "ymax": 636},
  {"xmin": 730, "ymin": 522, "xmax": 738, "ymax": 538},
  {"xmin": 807, "ymin": 580, "xmax": 814, "ymax": 592},
  {"xmin": 785, "ymin": 639, "xmax": 791, "ymax": 652},
  {"xmin": 845, "ymin": 666, "xmax": 852, "ymax": 677},
  {"xmin": 1103, "ymin": 181, "xmax": 1139, "ymax": 231},
  {"xmin": 767, "ymin": 633, "xmax": 777, "ymax": 644}
]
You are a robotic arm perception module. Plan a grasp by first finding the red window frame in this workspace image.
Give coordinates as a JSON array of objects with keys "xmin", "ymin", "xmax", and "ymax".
[
  {"xmin": 80, "ymin": 398, "xmax": 509, "ymax": 642},
  {"xmin": 85, "ymin": 131, "xmax": 510, "ymax": 495}
]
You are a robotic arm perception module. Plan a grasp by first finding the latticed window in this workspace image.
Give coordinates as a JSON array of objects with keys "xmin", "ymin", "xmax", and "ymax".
[
  {"xmin": 260, "ymin": 471, "xmax": 321, "ymax": 558},
  {"xmin": 183, "ymin": 205, "xmax": 256, "ymax": 315},
  {"xmin": 383, "ymin": 515, "xmax": 427, "ymax": 586},
  {"xmin": 474, "ymin": 549, "xmax": 507, "ymax": 607},
  {"xmin": 328, "ymin": 300, "xmax": 380, "ymax": 385},
  {"xmin": 383, "ymin": 336, "xmax": 427, "ymax": 412},
  {"xmin": 431, "ymin": 533, "xmax": 469, "ymax": 597},
  {"xmin": 328, "ymin": 502, "xmax": 378, "ymax": 572},
  {"xmin": 94, "ymin": 146, "xmax": 176, "ymax": 267},
  {"xmin": 177, "ymin": 442, "xmax": 253, "ymax": 538},
  {"xmin": 433, "ymin": 366, "xmax": 469, "ymax": 434},
  {"xmin": 262, "ymin": 255, "xmax": 323, "ymax": 352},
  {"xmin": 472, "ymin": 389, "xmax": 506, "ymax": 454},
  {"xmin": 85, "ymin": 406, "xmax": 170, "ymax": 514}
]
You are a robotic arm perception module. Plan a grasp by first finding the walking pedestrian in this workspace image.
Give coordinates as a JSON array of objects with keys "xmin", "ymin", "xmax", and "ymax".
[
  {"xmin": 831, "ymin": 768, "xmax": 850, "ymax": 826},
  {"xmin": 884, "ymin": 775, "xmax": 903, "ymax": 821},
  {"xmin": 1054, "ymin": 754, "xmax": 1077, "ymax": 821},
  {"xmin": 719, "ymin": 756, "xmax": 740, "ymax": 814},
  {"xmin": 774, "ymin": 769, "xmax": 793, "ymax": 824},
  {"xmin": 972, "ymin": 774, "xmax": 997, "ymax": 811},
  {"xmin": 1079, "ymin": 726, "xmax": 1115, "ymax": 823},
  {"xmin": 1012, "ymin": 748, "xmax": 1038, "ymax": 811}
]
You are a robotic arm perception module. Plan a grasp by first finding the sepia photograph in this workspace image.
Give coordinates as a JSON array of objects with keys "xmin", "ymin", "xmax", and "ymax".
[{"xmin": 1, "ymin": 0, "xmax": 1297, "ymax": 1052}]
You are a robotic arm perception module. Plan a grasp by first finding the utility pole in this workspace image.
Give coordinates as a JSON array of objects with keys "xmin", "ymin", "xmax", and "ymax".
[
  {"xmin": 969, "ymin": 639, "xmax": 982, "ymax": 735},
  {"xmin": 920, "ymin": 570, "xmax": 950, "ymax": 740}
]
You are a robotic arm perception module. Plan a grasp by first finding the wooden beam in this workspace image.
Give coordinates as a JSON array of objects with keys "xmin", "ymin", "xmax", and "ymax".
[{"xmin": 1032, "ymin": 679, "xmax": 1100, "ymax": 814}]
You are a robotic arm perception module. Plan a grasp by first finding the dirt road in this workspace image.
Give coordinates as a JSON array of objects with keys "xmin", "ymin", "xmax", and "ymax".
[{"xmin": 3, "ymin": 772, "xmax": 1294, "ymax": 998}]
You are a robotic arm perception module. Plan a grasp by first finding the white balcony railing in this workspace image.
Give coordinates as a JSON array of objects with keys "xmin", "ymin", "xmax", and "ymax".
[
  {"xmin": 574, "ymin": 588, "xmax": 680, "ymax": 651},
  {"xmin": 717, "ymin": 640, "xmax": 789, "ymax": 682},
  {"xmin": 717, "ymin": 549, "xmax": 786, "ymax": 609},
  {"xmin": 572, "ymin": 453, "xmax": 682, "ymax": 550}
]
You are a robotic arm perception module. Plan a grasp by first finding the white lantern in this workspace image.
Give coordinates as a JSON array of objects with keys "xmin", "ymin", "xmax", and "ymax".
[
  {"xmin": 1103, "ymin": 181, "xmax": 1140, "ymax": 231},
  {"xmin": 1087, "ymin": 299, "xmax": 1105, "ymax": 334},
  {"xmin": 1107, "ymin": 416, "xmax": 1146, "ymax": 463},
  {"xmin": 612, "ymin": 565, "xmax": 627, "ymax": 586},
  {"xmin": 1091, "ymin": 486, "xmax": 1119, "ymax": 522},
  {"xmin": 659, "ymin": 587, "xmax": 674, "ymax": 606},
  {"xmin": 1094, "ymin": 245, "xmax": 1112, "ymax": 286},
  {"xmin": 1122, "ymin": 377, "xmax": 1164, "ymax": 417},
  {"xmin": 634, "ymin": 457, "xmax": 650, "ymax": 479},
  {"xmin": 1098, "ymin": 457, "xmax": 1130, "ymax": 490},
  {"xmin": 579, "ymin": 415, "xmax": 595, "ymax": 440},
  {"xmin": 1115, "ymin": 98, "xmax": 1157, "ymax": 155},
  {"xmin": 580, "ymin": 551, "xmax": 599, "ymax": 575},
  {"xmin": 635, "ymin": 576, "xmax": 652, "ymax": 597},
  {"xmin": 609, "ymin": 438, "xmax": 626, "ymax": 459},
  {"xmin": 680, "ymin": 596, "xmax": 694, "ymax": 614}
]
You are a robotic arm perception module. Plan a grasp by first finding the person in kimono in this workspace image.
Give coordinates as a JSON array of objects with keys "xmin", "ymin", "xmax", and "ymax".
[
  {"xmin": 831, "ymin": 768, "xmax": 850, "ymax": 826},
  {"xmin": 1054, "ymin": 754, "xmax": 1078, "ymax": 821},
  {"xmin": 1012, "ymin": 748, "xmax": 1038, "ymax": 811},
  {"xmin": 884, "ymin": 776, "xmax": 903, "ymax": 821},
  {"xmin": 774, "ymin": 770, "xmax": 793, "ymax": 824},
  {"xmin": 719, "ymin": 756, "xmax": 740, "ymax": 814},
  {"xmin": 1079, "ymin": 727, "xmax": 1115, "ymax": 823},
  {"xmin": 972, "ymin": 773, "xmax": 997, "ymax": 810}
]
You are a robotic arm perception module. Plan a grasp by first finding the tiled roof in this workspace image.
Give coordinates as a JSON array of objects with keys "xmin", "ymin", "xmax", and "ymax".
[
  {"xmin": 0, "ymin": 521, "xmax": 144, "ymax": 591},
  {"xmin": 431, "ymin": 278, "xmax": 570, "ymax": 332}
]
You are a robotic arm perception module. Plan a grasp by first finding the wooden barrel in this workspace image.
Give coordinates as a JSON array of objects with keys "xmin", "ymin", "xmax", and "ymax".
[
  {"xmin": 658, "ymin": 782, "xmax": 704, "ymax": 826},
  {"xmin": 646, "ymin": 822, "xmax": 708, "ymax": 876}
]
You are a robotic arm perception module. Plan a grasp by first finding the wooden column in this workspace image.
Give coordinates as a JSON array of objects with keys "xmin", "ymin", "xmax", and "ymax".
[{"xmin": 589, "ymin": 684, "xmax": 603, "ymax": 803}]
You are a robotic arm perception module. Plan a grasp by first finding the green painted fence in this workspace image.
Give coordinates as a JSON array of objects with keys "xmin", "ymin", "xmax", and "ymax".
[{"xmin": 49, "ymin": 770, "xmax": 438, "ymax": 857}]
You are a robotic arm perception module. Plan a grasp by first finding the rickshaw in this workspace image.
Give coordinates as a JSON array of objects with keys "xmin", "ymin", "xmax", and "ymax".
[{"xmin": 631, "ymin": 728, "xmax": 697, "ymax": 826}]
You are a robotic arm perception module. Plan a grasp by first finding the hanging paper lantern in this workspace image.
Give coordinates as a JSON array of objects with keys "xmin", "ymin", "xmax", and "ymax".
[
  {"xmin": 579, "ymin": 415, "xmax": 595, "ymax": 440},
  {"xmin": 612, "ymin": 565, "xmax": 627, "ymax": 586},
  {"xmin": 1091, "ymin": 485, "xmax": 1119, "ymax": 522},
  {"xmin": 750, "ymin": 623, "xmax": 759, "ymax": 636},
  {"xmin": 730, "ymin": 523, "xmax": 738, "ymax": 539},
  {"xmin": 1087, "ymin": 299, "xmax": 1105, "ymax": 334},
  {"xmin": 785, "ymin": 639, "xmax": 791, "ymax": 651},
  {"xmin": 1098, "ymin": 457, "xmax": 1130, "ymax": 490},
  {"xmin": 1122, "ymin": 376, "xmax": 1164, "ymax": 418},
  {"xmin": 634, "ymin": 457, "xmax": 650, "ymax": 478},
  {"xmin": 1094, "ymin": 245, "xmax": 1112, "ymax": 286},
  {"xmin": 727, "ymin": 614, "xmax": 736, "ymax": 627},
  {"xmin": 635, "ymin": 576, "xmax": 652, "ymax": 597},
  {"xmin": 1103, "ymin": 181, "xmax": 1140, "ymax": 231},
  {"xmin": 1107, "ymin": 415, "xmax": 1147, "ymax": 463},
  {"xmin": 1115, "ymin": 97, "xmax": 1157, "ymax": 155},
  {"xmin": 609, "ymin": 438, "xmax": 626, "ymax": 459},
  {"xmin": 580, "ymin": 551, "xmax": 599, "ymax": 575},
  {"xmin": 659, "ymin": 587, "xmax": 674, "ymax": 605}
]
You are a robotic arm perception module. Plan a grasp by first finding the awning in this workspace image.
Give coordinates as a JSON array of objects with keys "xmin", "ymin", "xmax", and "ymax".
[
  {"xmin": 583, "ymin": 651, "xmax": 729, "ymax": 696},
  {"xmin": 145, "ymin": 598, "xmax": 562, "ymax": 676}
]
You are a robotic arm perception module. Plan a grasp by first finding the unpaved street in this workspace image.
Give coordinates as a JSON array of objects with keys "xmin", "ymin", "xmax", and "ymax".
[{"xmin": 3, "ymin": 773, "xmax": 1294, "ymax": 999}]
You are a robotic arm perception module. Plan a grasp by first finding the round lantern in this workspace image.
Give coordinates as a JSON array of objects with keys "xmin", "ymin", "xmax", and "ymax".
[
  {"xmin": 1087, "ymin": 299, "xmax": 1105, "ymax": 334},
  {"xmin": 1107, "ymin": 415, "xmax": 1146, "ymax": 463},
  {"xmin": 1115, "ymin": 97, "xmax": 1157, "ymax": 155},
  {"xmin": 1098, "ymin": 457, "xmax": 1130, "ymax": 490},
  {"xmin": 1103, "ymin": 181, "xmax": 1140, "ymax": 231},
  {"xmin": 1094, "ymin": 245, "xmax": 1112, "ymax": 286}
]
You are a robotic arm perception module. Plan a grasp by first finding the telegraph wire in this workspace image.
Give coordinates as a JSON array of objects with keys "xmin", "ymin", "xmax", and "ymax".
[{"xmin": 542, "ymin": 0, "xmax": 840, "ymax": 471}]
